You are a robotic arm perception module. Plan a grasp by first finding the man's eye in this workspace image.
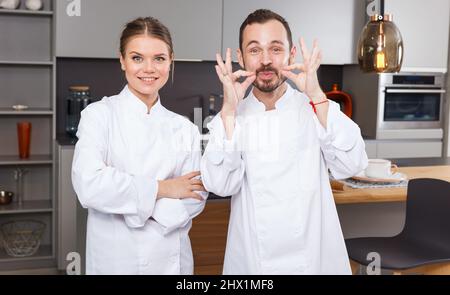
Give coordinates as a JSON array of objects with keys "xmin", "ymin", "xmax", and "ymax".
[
  {"xmin": 249, "ymin": 48, "xmax": 260, "ymax": 54},
  {"xmin": 272, "ymin": 48, "xmax": 282, "ymax": 53},
  {"xmin": 132, "ymin": 56, "xmax": 143, "ymax": 62}
]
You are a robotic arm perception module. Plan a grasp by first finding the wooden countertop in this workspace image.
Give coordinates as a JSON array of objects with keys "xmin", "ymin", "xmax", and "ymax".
[{"xmin": 333, "ymin": 165, "xmax": 450, "ymax": 204}]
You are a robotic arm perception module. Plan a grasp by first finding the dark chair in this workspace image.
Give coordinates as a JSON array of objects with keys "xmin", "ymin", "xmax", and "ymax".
[{"xmin": 346, "ymin": 178, "xmax": 450, "ymax": 275}]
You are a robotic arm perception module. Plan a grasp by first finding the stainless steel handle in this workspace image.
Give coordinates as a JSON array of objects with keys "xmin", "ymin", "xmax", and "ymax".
[{"xmin": 386, "ymin": 89, "xmax": 446, "ymax": 94}]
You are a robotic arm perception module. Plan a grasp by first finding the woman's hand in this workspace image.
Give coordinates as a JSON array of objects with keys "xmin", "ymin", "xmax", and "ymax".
[
  {"xmin": 281, "ymin": 38, "xmax": 326, "ymax": 103},
  {"xmin": 215, "ymin": 48, "xmax": 256, "ymax": 116},
  {"xmin": 157, "ymin": 171, "xmax": 206, "ymax": 201}
]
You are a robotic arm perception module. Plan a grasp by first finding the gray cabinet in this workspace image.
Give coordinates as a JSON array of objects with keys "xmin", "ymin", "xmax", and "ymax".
[
  {"xmin": 364, "ymin": 140, "xmax": 377, "ymax": 158},
  {"xmin": 364, "ymin": 139, "xmax": 443, "ymax": 159},
  {"xmin": 0, "ymin": 0, "xmax": 56, "ymax": 271},
  {"xmin": 385, "ymin": 0, "xmax": 450, "ymax": 72},
  {"xmin": 56, "ymin": 144, "xmax": 76, "ymax": 271},
  {"xmin": 56, "ymin": 144, "xmax": 86, "ymax": 274},
  {"xmin": 55, "ymin": 0, "xmax": 222, "ymax": 60},
  {"xmin": 222, "ymin": 0, "xmax": 364, "ymax": 64}
]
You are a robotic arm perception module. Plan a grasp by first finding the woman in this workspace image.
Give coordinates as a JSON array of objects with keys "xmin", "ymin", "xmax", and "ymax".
[{"xmin": 72, "ymin": 17, "xmax": 208, "ymax": 275}]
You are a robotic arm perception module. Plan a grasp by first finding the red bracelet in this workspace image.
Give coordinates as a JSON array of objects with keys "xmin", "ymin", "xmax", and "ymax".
[{"xmin": 309, "ymin": 99, "xmax": 329, "ymax": 113}]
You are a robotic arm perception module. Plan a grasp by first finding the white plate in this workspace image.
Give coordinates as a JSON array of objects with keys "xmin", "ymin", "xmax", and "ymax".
[{"xmin": 351, "ymin": 171, "xmax": 408, "ymax": 183}]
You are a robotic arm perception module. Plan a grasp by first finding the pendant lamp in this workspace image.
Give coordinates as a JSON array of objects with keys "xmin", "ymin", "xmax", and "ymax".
[{"xmin": 357, "ymin": 0, "xmax": 404, "ymax": 73}]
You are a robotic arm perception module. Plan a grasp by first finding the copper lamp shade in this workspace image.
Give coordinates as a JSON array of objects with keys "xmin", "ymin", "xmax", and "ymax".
[{"xmin": 358, "ymin": 14, "xmax": 404, "ymax": 73}]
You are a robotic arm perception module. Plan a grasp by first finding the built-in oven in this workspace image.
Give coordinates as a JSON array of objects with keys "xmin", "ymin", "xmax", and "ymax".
[{"xmin": 378, "ymin": 73, "xmax": 446, "ymax": 130}]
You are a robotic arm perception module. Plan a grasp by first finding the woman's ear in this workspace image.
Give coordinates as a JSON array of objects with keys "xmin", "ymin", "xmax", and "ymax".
[{"xmin": 119, "ymin": 54, "xmax": 126, "ymax": 71}]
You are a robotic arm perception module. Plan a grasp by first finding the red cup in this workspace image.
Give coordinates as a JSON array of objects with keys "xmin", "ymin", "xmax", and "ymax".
[{"xmin": 17, "ymin": 122, "xmax": 31, "ymax": 159}]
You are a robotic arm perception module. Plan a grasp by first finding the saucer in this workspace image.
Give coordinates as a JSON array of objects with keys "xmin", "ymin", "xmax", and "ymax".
[{"xmin": 351, "ymin": 171, "xmax": 408, "ymax": 183}]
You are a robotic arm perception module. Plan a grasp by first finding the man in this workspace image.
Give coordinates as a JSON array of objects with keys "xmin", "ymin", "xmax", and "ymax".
[{"xmin": 201, "ymin": 9, "xmax": 368, "ymax": 274}]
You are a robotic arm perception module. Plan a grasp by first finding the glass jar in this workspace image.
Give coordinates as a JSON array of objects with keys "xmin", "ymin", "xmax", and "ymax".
[{"xmin": 66, "ymin": 86, "xmax": 92, "ymax": 137}]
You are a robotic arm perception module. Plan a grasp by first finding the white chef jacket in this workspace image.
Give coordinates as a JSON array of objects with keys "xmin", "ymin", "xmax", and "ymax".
[
  {"xmin": 201, "ymin": 84, "xmax": 368, "ymax": 275},
  {"xmin": 72, "ymin": 85, "xmax": 207, "ymax": 275}
]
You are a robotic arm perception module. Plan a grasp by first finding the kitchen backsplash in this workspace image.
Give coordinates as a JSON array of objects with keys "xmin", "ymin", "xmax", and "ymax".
[{"xmin": 56, "ymin": 58, "xmax": 343, "ymax": 137}]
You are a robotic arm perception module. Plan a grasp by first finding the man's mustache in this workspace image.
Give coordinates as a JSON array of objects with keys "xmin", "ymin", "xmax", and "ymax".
[{"xmin": 255, "ymin": 65, "xmax": 279, "ymax": 76}]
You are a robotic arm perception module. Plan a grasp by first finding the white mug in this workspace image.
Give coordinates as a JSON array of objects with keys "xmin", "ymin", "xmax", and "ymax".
[{"xmin": 365, "ymin": 159, "xmax": 398, "ymax": 178}]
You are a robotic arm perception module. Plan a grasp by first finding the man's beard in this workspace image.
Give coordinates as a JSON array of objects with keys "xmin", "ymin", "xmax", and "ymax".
[{"xmin": 251, "ymin": 64, "xmax": 287, "ymax": 93}]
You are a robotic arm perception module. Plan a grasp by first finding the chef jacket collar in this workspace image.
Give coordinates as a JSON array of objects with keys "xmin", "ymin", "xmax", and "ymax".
[
  {"xmin": 121, "ymin": 84, "xmax": 164, "ymax": 117},
  {"xmin": 247, "ymin": 82, "xmax": 294, "ymax": 113}
]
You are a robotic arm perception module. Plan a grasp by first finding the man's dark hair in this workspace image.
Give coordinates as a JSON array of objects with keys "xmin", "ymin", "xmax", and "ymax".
[{"xmin": 239, "ymin": 9, "xmax": 293, "ymax": 52}]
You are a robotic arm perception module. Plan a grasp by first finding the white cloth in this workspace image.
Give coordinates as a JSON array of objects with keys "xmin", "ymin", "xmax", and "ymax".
[
  {"xmin": 72, "ymin": 85, "xmax": 207, "ymax": 275},
  {"xmin": 201, "ymin": 84, "xmax": 368, "ymax": 274}
]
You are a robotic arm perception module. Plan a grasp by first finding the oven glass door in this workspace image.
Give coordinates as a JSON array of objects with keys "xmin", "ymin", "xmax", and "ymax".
[{"xmin": 384, "ymin": 88, "xmax": 443, "ymax": 122}]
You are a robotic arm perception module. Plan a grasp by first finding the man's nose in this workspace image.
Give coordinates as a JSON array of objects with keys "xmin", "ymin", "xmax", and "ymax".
[{"xmin": 261, "ymin": 50, "xmax": 272, "ymax": 66}]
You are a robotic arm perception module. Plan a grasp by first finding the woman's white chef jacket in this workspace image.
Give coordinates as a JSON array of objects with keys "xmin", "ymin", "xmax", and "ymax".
[{"xmin": 72, "ymin": 85, "xmax": 207, "ymax": 275}]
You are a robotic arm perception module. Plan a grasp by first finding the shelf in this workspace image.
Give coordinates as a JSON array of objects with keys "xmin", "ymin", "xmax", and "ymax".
[
  {"xmin": 0, "ymin": 60, "xmax": 53, "ymax": 66},
  {"xmin": 0, "ymin": 108, "xmax": 53, "ymax": 116},
  {"xmin": 0, "ymin": 245, "xmax": 53, "ymax": 263},
  {"xmin": 0, "ymin": 155, "xmax": 53, "ymax": 166},
  {"xmin": 0, "ymin": 9, "xmax": 53, "ymax": 16},
  {"xmin": 0, "ymin": 200, "xmax": 52, "ymax": 215}
]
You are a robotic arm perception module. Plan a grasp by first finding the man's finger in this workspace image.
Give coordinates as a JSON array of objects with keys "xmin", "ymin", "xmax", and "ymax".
[
  {"xmin": 216, "ymin": 53, "xmax": 227, "ymax": 75},
  {"xmin": 313, "ymin": 50, "xmax": 322, "ymax": 70},
  {"xmin": 241, "ymin": 74, "xmax": 256, "ymax": 91},
  {"xmin": 215, "ymin": 65, "xmax": 225, "ymax": 83},
  {"xmin": 310, "ymin": 43, "xmax": 320, "ymax": 65},
  {"xmin": 283, "ymin": 63, "xmax": 306, "ymax": 72},
  {"xmin": 299, "ymin": 37, "xmax": 310, "ymax": 61},
  {"xmin": 225, "ymin": 48, "xmax": 233, "ymax": 74},
  {"xmin": 281, "ymin": 70, "xmax": 297, "ymax": 81},
  {"xmin": 232, "ymin": 70, "xmax": 255, "ymax": 80}
]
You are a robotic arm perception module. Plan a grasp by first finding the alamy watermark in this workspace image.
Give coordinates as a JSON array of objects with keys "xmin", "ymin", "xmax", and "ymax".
[{"xmin": 66, "ymin": 0, "xmax": 81, "ymax": 17}]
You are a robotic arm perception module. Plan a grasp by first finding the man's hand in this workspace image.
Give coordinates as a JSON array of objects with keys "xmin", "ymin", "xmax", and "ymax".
[
  {"xmin": 215, "ymin": 48, "xmax": 255, "ymax": 139},
  {"xmin": 281, "ymin": 38, "xmax": 327, "ymax": 103},
  {"xmin": 215, "ymin": 48, "xmax": 256, "ymax": 114},
  {"xmin": 157, "ymin": 171, "xmax": 206, "ymax": 201}
]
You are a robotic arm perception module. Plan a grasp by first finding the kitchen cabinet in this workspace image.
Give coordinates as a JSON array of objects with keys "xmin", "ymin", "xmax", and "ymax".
[
  {"xmin": 55, "ymin": 143, "xmax": 87, "ymax": 274},
  {"xmin": 55, "ymin": 0, "xmax": 222, "ymax": 60},
  {"xmin": 0, "ymin": 0, "xmax": 56, "ymax": 271},
  {"xmin": 222, "ymin": 0, "xmax": 365, "ymax": 64},
  {"xmin": 376, "ymin": 140, "xmax": 442, "ymax": 159},
  {"xmin": 364, "ymin": 139, "xmax": 443, "ymax": 159},
  {"xmin": 384, "ymin": 0, "xmax": 450, "ymax": 72},
  {"xmin": 55, "ymin": 144, "xmax": 77, "ymax": 272},
  {"xmin": 191, "ymin": 199, "xmax": 230, "ymax": 275},
  {"xmin": 364, "ymin": 140, "xmax": 377, "ymax": 158}
]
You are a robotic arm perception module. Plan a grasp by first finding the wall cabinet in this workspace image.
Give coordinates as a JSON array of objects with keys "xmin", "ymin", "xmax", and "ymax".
[
  {"xmin": 222, "ymin": 0, "xmax": 364, "ymax": 64},
  {"xmin": 384, "ymin": 0, "xmax": 450, "ymax": 72},
  {"xmin": 55, "ymin": 0, "xmax": 222, "ymax": 60}
]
